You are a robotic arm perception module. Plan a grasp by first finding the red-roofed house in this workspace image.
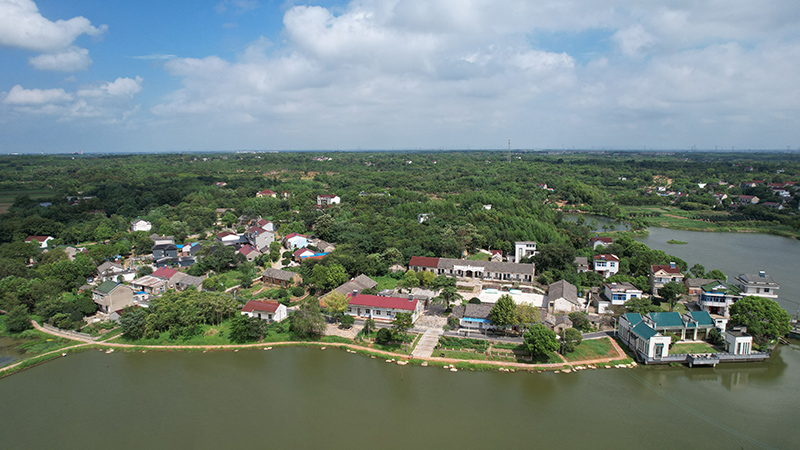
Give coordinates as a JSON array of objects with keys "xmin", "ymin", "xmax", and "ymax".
[
  {"xmin": 590, "ymin": 236, "xmax": 613, "ymax": 249},
  {"xmin": 255, "ymin": 218, "xmax": 275, "ymax": 232},
  {"xmin": 25, "ymin": 235, "xmax": 54, "ymax": 248},
  {"xmin": 738, "ymin": 195, "xmax": 759, "ymax": 205},
  {"xmin": 490, "ymin": 250, "xmax": 503, "ymax": 262},
  {"xmin": 256, "ymin": 189, "xmax": 277, "ymax": 198},
  {"xmin": 241, "ymin": 300, "xmax": 287, "ymax": 323},
  {"xmin": 316, "ymin": 194, "xmax": 341, "ymax": 207},
  {"xmin": 293, "ymin": 248, "xmax": 315, "ymax": 260},
  {"xmin": 284, "ymin": 233, "xmax": 309, "ymax": 249},
  {"xmin": 152, "ymin": 266, "xmax": 178, "ymax": 280},
  {"xmin": 593, "ymin": 254, "xmax": 620, "ymax": 278},
  {"xmin": 649, "ymin": 263, "xmax": 685, "ymax": 295},
  {"xmin": 238, "ymin": 244, "xmax": 261, "ymax": 262},
  {"xmin": 408, "ymin": 256, "xmax": 440, "ymax": 272},
  {"xmin": 216, "ymin": 230, "xmax": 243, "ymax": 245},
  {"xmin": 345, "ymin": 292, "xmax": 422, "ymax": 322}
]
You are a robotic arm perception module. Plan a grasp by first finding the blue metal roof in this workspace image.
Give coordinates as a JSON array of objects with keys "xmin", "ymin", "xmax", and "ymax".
[
  {"xmin": 624, "ymin": 313, "xmax": 642, "ymax": 325},
  {"xmin": 462, "ymin": 318, "xmax": 491, "ymax": 324},
  {"xmin": 647, "ymin": 312, "xmax": 685, "ymax": 328},
  {"xmin": 688, "ymin": 311, "xmax": 715, "ymax": 327}
]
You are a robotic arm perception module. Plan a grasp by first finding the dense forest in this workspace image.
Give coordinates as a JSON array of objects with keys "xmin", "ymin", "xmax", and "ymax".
[{"xmin": 1, "ymin": 150, "xmax": 798, "ymax": 336}]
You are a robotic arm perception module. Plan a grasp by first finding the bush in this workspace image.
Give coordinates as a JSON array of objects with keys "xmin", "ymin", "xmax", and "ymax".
[
  {"xmin": 707, "ymin": 328, "xmax": 724, "ymax": 346},
  {"xmin": 291, "ymin": 286, "xmax": 305, "ymax": 297},
  {"xmin": 568, "ymin": 312, "xmax": 591, "ymax": 332},
  {"xmin": 340, "ymin": 314, "xmax": 355, "ymax": 328},
  {"xmin": 468, "ymin": 297, "xmax": 481, "ymax": 304},
  {"xmin": 447, "ymin": 316, "xmax": 460, "ymax": 329},
  {"xmin": 5, "ymin": 305, "xmax": 32, "ymax": 333},
  {"xmin": 375, "ymin": 327, "xmax": 393, "ymax": 345}
]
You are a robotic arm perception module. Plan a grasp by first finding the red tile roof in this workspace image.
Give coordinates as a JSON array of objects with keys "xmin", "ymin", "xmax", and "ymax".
[
  {"xmin": 258, "ymin": 189, "xmax": 276, "ymax": 195},
  {"xmin": 409, "ymin": 256, "xmax": 440, "ymax": 268},
  {"xmin": 651, "ymin": 264, "xmax": 681, "ymax": 274},
  {"xmin": 25, "ymin": 235, "xmax": 52, "ymax": 242},
  {"xmin": 318, "ymin": 194, "xmax": 338, "ymax": 198},
  {"xmin": 217, "ymin": 231, "xmax": 236, "ymax": 238},
  {"xmin": 152, "ymin": 267, "xmax": 178, "ymax": 280},
  {"xmin": 590, "ymin": 236, "xmax": 613, "ymax": 243},
  {"xmin": 293, "ymin": 248, "xmax": 314, "ymax": 257},
  {"xmin": 347, "ymin": 293, "xmax": 417, "ymax": 311},
  {"xmin": 284, "ymin": 232, "xmax": 307, "ymax": 240},
  {"xmin": 239, "ymin": 244, "xmax": 257, "ymax": 256},
  {"xmin": 256, "ymin": 219, "xmax": 271, "ymax": 227},
  {"xmin": 247, "ymin": 225, "xmax": 265, "ymax": 234},
  {"xmin": 242, "ymin": 300, "xmax": 281, "ymax": 313},
  {"xmin": 593, "ymin": 254, "xmax": 619, "ymax": 262}
]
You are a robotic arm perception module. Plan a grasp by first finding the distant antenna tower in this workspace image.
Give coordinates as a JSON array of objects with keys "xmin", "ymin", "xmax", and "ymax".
[{"xmin": 507, "ymin": 139, "xmax": 511, "ymax": 162}]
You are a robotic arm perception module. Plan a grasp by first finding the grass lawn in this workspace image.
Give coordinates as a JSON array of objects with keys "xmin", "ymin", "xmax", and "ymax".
[
  {"xmin": 467, "ymin": 253, "xmax": 490, "ymax": 261},
  {"xmin": 657, "ymin": 301, "xmax": 689, "ymax": 314},
  {"xmin": 220, "ymin": 270, "xmax": 243, "ymax": 289},
  {"xmin": 372, "ymin": 275, "xmax": 400, "ymax": 291},
  {"xmin": 669, "ymin": 342, "xmax": 720, "ymax": 354},
  {"xmin": 563, "ymin": 337, "xmax": 617, "ymax": 362}
]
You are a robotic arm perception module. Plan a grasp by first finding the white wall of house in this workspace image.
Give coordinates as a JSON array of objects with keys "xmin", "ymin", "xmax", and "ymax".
[
  {"xmin": 242, "ymin": 304, "xmax": 287, "ymax": 323},
  {"xmin": 725, "ymin": 333, "xmax": 753, "ymax": 355}
]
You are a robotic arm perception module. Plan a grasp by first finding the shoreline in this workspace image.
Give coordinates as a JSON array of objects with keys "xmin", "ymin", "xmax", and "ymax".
[{"xmin": 0, "ymin": 321, "xmax": 635, "ymax": 379}]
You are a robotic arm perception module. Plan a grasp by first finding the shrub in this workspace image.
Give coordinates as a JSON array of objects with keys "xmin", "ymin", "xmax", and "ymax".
[
  {"xmin": 340, "ymin": 314, "xmax": 355, "ymax": 328},
  {"xmin": 447, "ymin": 316, "xmax": 460, "ymax": 329},
  {"xmin": 468, "ymin": 297, "xmax": 481, "ymax": 304},
  {"xmin": 291, "ymin": 286, "xmax": 305, "ymax": 297},
  {"xmin": 375, "ymin": 327, "xmax": 393, "ymax": 345}
]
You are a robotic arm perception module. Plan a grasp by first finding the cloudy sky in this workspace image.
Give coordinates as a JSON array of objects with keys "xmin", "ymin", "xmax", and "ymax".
[{"xmin": 1, "ymin": 0, "xmax": 799, "ymax": 153}]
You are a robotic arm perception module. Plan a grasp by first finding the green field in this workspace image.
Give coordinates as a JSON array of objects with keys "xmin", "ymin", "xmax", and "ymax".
[
  {"xmin": 563, "ymin": 337, "xmax": 616, "ymax": 362},
  {"xmin": 0, "ymin": 188, "xmax": 56, "ymax": 214},
  {"xmin": 669, "ymin": 342, "xmax": 720, "ymax": 354}
]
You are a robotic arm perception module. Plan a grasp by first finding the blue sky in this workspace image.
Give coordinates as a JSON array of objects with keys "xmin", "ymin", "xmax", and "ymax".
[{"xmin": 2, "ymin": 0, "xmax": 800, "ymax": 153}]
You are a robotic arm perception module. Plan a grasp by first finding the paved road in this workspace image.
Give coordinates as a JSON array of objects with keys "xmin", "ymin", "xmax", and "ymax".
[{"xmin": 413, "ymin": 327, "xmax": 444, "ymax": 358}]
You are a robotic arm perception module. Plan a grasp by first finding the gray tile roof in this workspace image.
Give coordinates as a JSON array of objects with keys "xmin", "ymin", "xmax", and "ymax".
[
  {"xmin": 736, "ymin": 272, "xmax": 778, "ymax": 286},
  {"xmin": 334, "ymin": 274, "xmax": 378, "ymax": 296},
  {"xmin": 436, "ymin": 258, "xmax": 535, "ymax": 274},
  {"xmin": 548, "ymin": 279, "xmax": 579, "ymax": 306},
  {"xmin": 261, "ymin": 267, "xmax": 298, "ymax": 282},
  {"xmin": 462, "ymin": 303, "xmax": 493, "ymax": 320}
]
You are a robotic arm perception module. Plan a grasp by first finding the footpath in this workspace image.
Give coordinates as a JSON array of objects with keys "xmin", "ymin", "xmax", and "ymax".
[{"xmin": 0, "ymin": 321, "xmax": 631, "ymax": 377}]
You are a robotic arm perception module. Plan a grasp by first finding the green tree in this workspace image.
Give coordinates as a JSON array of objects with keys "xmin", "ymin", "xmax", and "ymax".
[
  {"xmin": 269, "ymin": 241, "xmax": 282, "ymax": 262},
  {"xmin": 523, "ymin": 323, "xmax": 559, "ymax": 359},
  {"xmin": 340, "ymin": 314, "xmax": 355, "ymax": 328},
  {"xmin": 729, "ymin": 296, "xmax": 791, "ymax": 347},
  {"xmin": 707, "ymin": 269, "xmax": 726, "ymax": 280},
  {"xmin": 400, "ymin": 270, "xmax": 420, "ymax": 289},
  {"xmin": 290, "ymin": 299, "xmax": 325, "ymax": 339},
  {"xmin": 433, "ymin": 285, "xmax": 462, "ymax": 311},
  {"xmin": 362, "ymin": 318, "xmax": 376, "ymax": 338},
  {"xmin": 624, "ymin": 296, "xmax": 660, "ymax": 314},
  {"xmin": 689, "ymin": 263, "xmax": 706, "ymax": 278},
  {"xmin": 392, "ymin": 312, "xmax": 414, "ymax": 345},
  {"xmin": 490, "ymin": 294, "xmax": 517, "ymax": 327},
  {"xmin": 4, "ymin": 304, "xmax": 31, "ymax": 333},
  {"xmin": 229, "ymin": 314, "xmax": 265, "ymax": 343},
  {"xmin": 561, "ymin": 327, "xmax": 583, "ymax": 353},
  {"xmin": 658, "ymin": 281, "xmax": 687, "ymax": 312},
  {"xmin": 375, "ymin": 327, "xmax": 393, "ymax": 345},
  {"xmin": 321, "ymin": 290, "xmax": 349, "ymax": 319},
  {"xmin": 568, "ymin": 311, "xmax": 591, "ymax": 332},
  {"xmin": 119, "ymin": 306, "xmax": 148, "ymax": 340}
]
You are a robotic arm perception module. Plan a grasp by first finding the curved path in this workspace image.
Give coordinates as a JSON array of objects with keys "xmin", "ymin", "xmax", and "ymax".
[{"xmin": 1, "ymin": 321, "xmax": 630, "ymax": 377}]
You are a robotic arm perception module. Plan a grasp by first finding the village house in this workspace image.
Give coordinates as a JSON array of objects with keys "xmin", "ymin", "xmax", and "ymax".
[
  {"xmin": 245, "ymin": 225, "xmax": 274, "ymax": 252},
  {"xmin": 309, "ymin": 238, "xmax": 336, "ymax": 253},
  {"xmin": 152, "ymin": 242, "xmax": 178, "ymax": 260},
  {"xmin": 574, "ymin": 256, "xmax": 590, "ymax": 273},
  {"xmin": 451, "ymin": 303, "xmax": 495, "ymax": 333},
  {"xmin": 698, "ymin": 281, "xmax": 742, "ymax": 317},
  {"xmin": 490, "ymin": 250, "xmax": 503, "ymax": 262},
  {"xmin": 590, "ymin": 236, "xmax": 613, "ymax": 249},
  {"xmin": 293, "ymin": 247, "xmax": 316, "ymax": 261},
  {"xmin": 514, "ymin": 241, "xmax": 537, "ymax": 263},
  {"xmin": 131, "ymin": 275, "xmax": 169, "ymax": 297},
  {"xmin": 684, "ymin": 278, "xmax": 720, "ymax": 301},
  {"xmin": 408, "ymin": 256, "xmax": 535, "ymax": 284},
  {"xmin": 593, "ymin": 254, "xmax": 619, "ymax": 278},
  {"xmin": 262, "ymin": 268, "xmax": 302, "ymax": 287},
  {"xmin": 735, "ymin": 271, "xmax": 779, "ymax": 299},
  {"xmin": 284, "ymin": 232, "xmax": 309, "ymax": 249},
  {"xmin": 151, "ymin": 235, "xmax": 175, "ymax": 246},
  {"xmin": 649, "ymin": 262, "xmax": 684, "ymax": 296},
  {"xmin": 92, "ymin": 281, "xmax": 135, "ymax": 314},
  {"xmin": 238, "ymin": 244, "xmax": 260, "ymax": 262},
  {"xmin": 597, "ymin": 282, "xmax": 642, "ymax": 314},
  {"xmin": 254, "ymin": 218, "xmax": 276, "ymax": 232},
  {"xmin": 738, "ymin": 195, "xmax": 759, "ymax": 205},
  {"xmin": 25, "ymin": 235, "xmax": 54, "ymax": 249},
  {"xmin": 547, "ymin": 280, "xmax": 583, "ymax": 313},
  {"xmin": 241, "ymin": 300, "xmax": 287, "ymax": 323},
  {"xmin": 256, "ymin": 189, "xmax": 277, "ymax": 198},
  {"xmin": 345, "ymin": 291, "xmax": 422, "ymax": 322},
  {"xmin": 617, "ymin": 313, "xmax": 673, "ymax": 361},
  {"xmin": 331, "ymin": 275, "xmax": 378, "ymax": 297},
  {"xmin": 543, "ymin": 314, "xmax": 573, "ymax": 334},
  {"xmin": 216, "ymin": 230, "xmax": 244, "ymax": 246},
  {"xmin": 725, "ymin": 327, "xmax": 754, "ymax": 355},
  {"xmin": 317, "ymin": 194, "xmax": 341, "ymax": 207},
  {"xmin": 130, "ymin": 218, "xmax": 152, "ymax": 232}
]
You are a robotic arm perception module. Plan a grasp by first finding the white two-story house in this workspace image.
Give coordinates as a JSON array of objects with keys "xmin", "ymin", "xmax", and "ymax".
[{"xmin": 593, "ymin": 254, "xmax": 619, "ymax": 278}]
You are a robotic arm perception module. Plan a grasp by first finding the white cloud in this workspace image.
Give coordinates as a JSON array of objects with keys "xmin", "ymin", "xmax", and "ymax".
[
  {"xmin": 28, "ymin": 46, "xmax": 91, "ymax": 71},
  {"xmin": 215, "ymin": 0, "xmax": 258, "ymax": 14},
  {"xmin": 613, "ymin": 25, "xmax": 656, "ymax": 57},
  {"xmin": 0, "ymin": 0, "xmax": 106, "ymax": 52},
  {"xmin": 4, "ymin": 85, "xmax": 73, "ymax": 105}
]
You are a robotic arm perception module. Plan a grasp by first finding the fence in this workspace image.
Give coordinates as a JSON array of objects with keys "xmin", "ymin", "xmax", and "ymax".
[{"xmin": 40, "ymin": 323, "xmax": 97, "ymax": 341}]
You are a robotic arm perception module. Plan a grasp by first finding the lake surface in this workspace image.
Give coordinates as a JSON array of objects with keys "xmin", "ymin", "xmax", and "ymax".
[
  {"xmin": 2, "ymin": 227, "xmax": 799, "ymax": 450},
  {"xmin": 564, "ymin": 213, "xmax": 625, "ymax": 232},
  {"xmin": 1, "ymin": 345, "xmax": 798, "ymax": 450},
  {"xmin": 0, "ymin": 336, "xmax": 25, "ymax": 367},
  {"xmin": 637, "ymin": 227, "xmax": 800, "ymax": 315}
]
